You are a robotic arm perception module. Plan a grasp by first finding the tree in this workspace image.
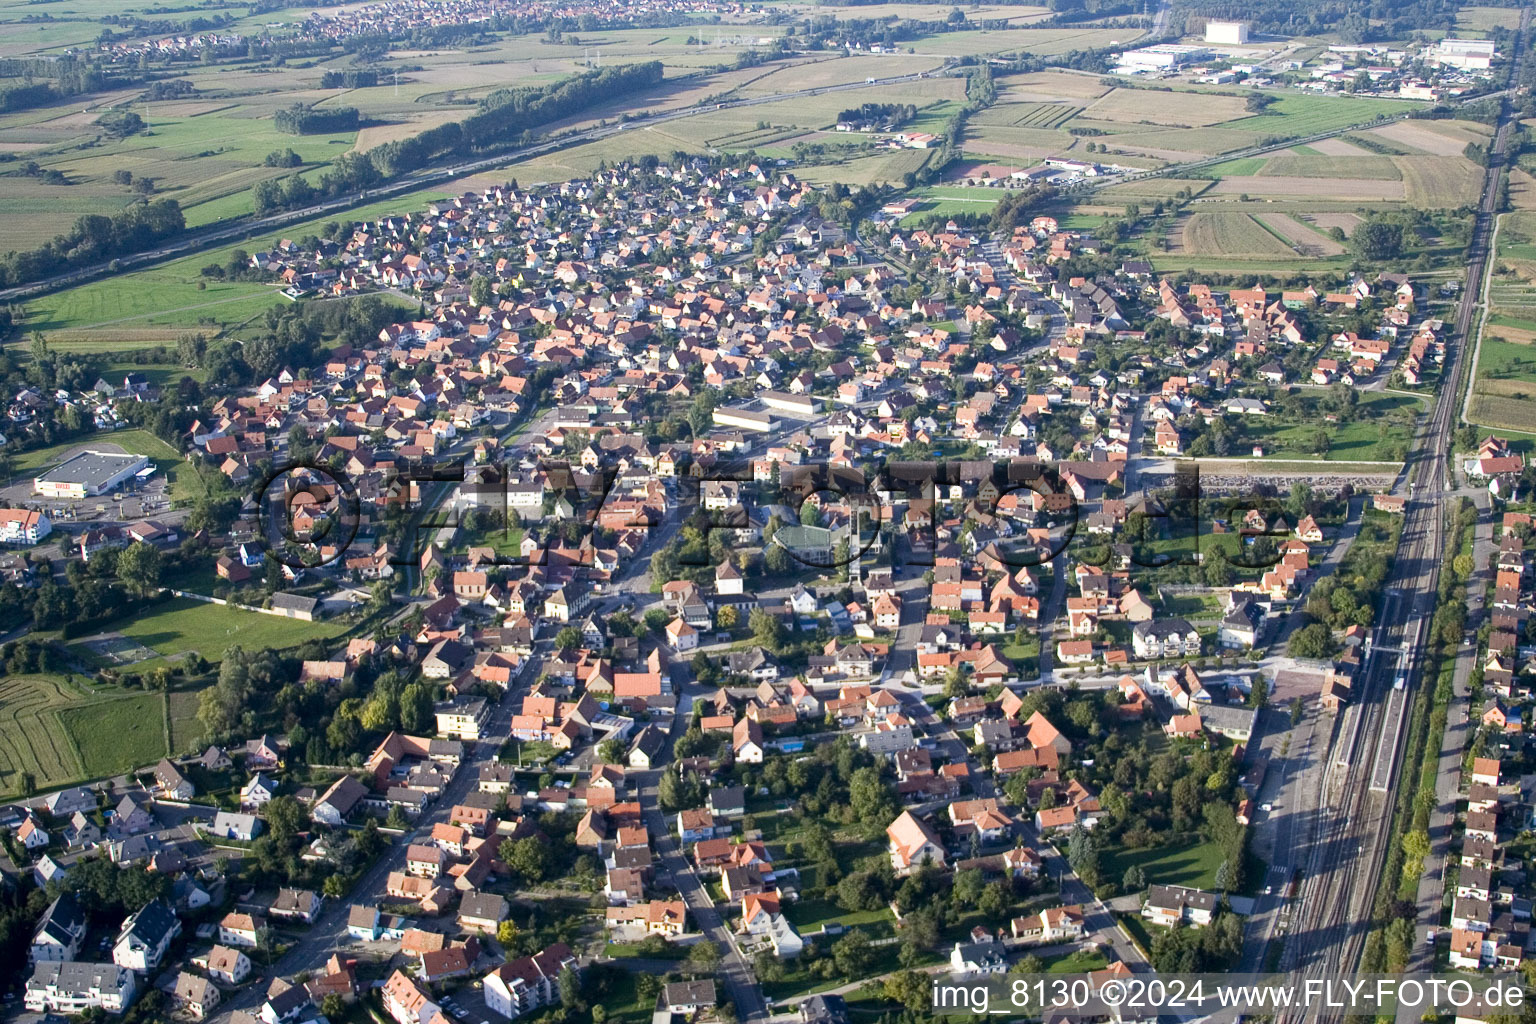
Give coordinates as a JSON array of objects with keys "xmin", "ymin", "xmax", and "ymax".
[
  {"xmin": 497, "ymin": 919, "xmax": 520, "ymax": 948},
  {"xmin": 559, "ymin": 967, "xmax": 581, "ymax": 1009},
  {"xmin": 688, "ymin": 940, "xmax": 722, "ymax": 971},
  {"xmin": 554, "ymin": 626, "xmax": 582, "ymax": 650},
  {"xmin": 323, "ymin": 874, "xmax": 348, "ymax": 899},
  {"xmin": 750, "ymin": 608, "xmax": 784, "ymax": 649},
  {"xmin": 977, "ymin": 880, "xmax": 1010, "ymax": 921},
  {"xmin": 1123, "ymin": 864, "xmax": 1146, "ymax": 891},
  {"xmin": 754, "ymin": 950, "xmax": 785, "ymax": 982},
  {"xmin": 502, "ymin": 836, "xmax": 553, "ymax": 881},
  {"xmin": 883, "ymin": 970, "xmax": 934, "ymax": 1013},
  {"xmin": 831, "ymin": 929, "xmax": 875, "ymax": 977},
  {"xmin": 116, "ymin": 542, "xmax": 162, "ymax": 597},
  {"xmin": 469, "ymin": 274, "xmax": 494, "ymax": 307},
  {"xmin": 1289, "ymin": 622, "xmax": 1334, "ymax": 659},
  {"xmin": 717, "ymin": 605, "xmax": 738, "ymax": 629},
  {"xmin": 1248, "ymin": 676, "xmax": 1268, "ymax": 709},
  {"xmin": 953, "ymin": 868, "xmax": 985, "ymax": 908},
  {"xmin": 1352, "ymin": 220, "xmax": 1404, "ymax": 261}
]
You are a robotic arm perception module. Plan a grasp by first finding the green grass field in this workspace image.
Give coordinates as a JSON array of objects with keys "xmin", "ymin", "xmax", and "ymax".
[
  {"xmin": 0, "ymin": 675, "xmax": 178, "ymax": 798},
  {"xmin": 60, "ymin": 693, "xmax": 167, "ymax": 779},
  {"xmin": 1216, "ymin": 93, "xmax": 1423, "ymax": 136},
  {"xmin": 103, "ymin": 596, "xmax": 347, "ymax": 664},
  {"xmin": 1234, "ymin": 392, "xmax": 1424, "ymax": 461},
  {"xmin": 1102, "ymin": 836, "xmax": 1227, "ymax": 890}
]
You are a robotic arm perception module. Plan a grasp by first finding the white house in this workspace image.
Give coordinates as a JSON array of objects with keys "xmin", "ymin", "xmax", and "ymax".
[{"xmin": 111, "ymin": 900, "xmax": 182, "ymax": 974}]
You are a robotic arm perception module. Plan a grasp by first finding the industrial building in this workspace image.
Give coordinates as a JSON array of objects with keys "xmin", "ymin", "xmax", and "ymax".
[
  {"xmin": 1205, "ymin": 20, "xmax": 1249, "ymax": 44},
  {"xmin": 34, "ymin": 451, "xmax": 151, "ymax": 500},
  {"xmin": 1429, "ymin": 38, "xmax": 1496, "ymax": 70},
  {"xmin": 1114, "ymin": 44, "xmax": 1211, "ymax": 73}
]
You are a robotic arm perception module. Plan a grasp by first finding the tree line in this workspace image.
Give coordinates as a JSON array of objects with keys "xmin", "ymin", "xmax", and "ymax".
[
  {"xmin": 369, "ymin": 61, "xmax": 664, "ymax": 178},
  {"xmin": 274, "ymin": 103, "xmax": 360, "ymax": 135},
  {"xmin": 0, "ymin": 199, "xmax": 184, "ymax": 289}
]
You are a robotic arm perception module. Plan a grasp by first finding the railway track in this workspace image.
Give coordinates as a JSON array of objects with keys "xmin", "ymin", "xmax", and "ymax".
[{"xmin": 1268, "ymin": 9, "xmax": 1529, "ymax": 1018}]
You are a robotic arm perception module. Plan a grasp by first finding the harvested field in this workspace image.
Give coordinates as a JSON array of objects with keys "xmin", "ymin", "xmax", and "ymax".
[
  {"xmin": 998, "ymin": 70, "xmax": 1113, "ymax": 101},
  {"xmin": 1509, "ymin": 169, "xmax": 1536, "ymax": 211},
  {"xmin": 1082, "ymin": 88, "xmax": 1249, "ymax": 127},
  {"xmin": 1097, "ymin": 177, "xmax": 1214, "ymax": 200},
  {"xmin": 1305, "ymin": 212, "xmax": 1364, "ymax": 237},
  {"xmin": 1209, "ymin": 177, "xmax": 1406, "ymax": 200},
  {"xmin": 1098, "ymin": 127, "xmax": 1263, "ymax": 156},
  {"xmin": 1258, "ymin": 213, "xmax": 1347, "ymax": 256},
  {"xmin": 353, "ymin": 109, "xmax": 465, "ymax": 152},
  {"xmin": 1468, "ymin": 393, "xmax": 1536, "ymax": 433},
  {"xmin": 1487, "ymin": 323, "xmax": 1536, "ymax": 344},
  {"xmin": 1310, "ymin": 136, "xmax": 1372, "ymax": 156},
  {"xmin": 1180, "ymin": 211, "xmax": 1297, "ymax": 259},
  {"xmin": 1369, "ymin": 119, "xmax": 1488, "ymax": 156},
  {"xmin": 1396, "ymin": 155, "xmax": 1483, "ymax": 206},
  {"xmin": 1258, "ymin": 152, "xmax": 1403, "ymax": 180}
]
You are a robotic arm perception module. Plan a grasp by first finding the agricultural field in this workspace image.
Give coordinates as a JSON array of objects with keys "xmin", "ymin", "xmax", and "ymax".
[
  {"xmin": 1455, "ymin": 5, "xmax": 1523, "ymax": 31},
  {"xmin": 1255, "ymin": 212, "xmax": 1347, "ymax": 256},
  {"xmin": 1214, "ymin": 93, "xmax": 1423, "ymax": 136},
  {"xmin": 0, "ymin": 675, "xmax": 177, "ymax": 798},
  {"xmin": 905, "ymin": 26, "xmax": 1143, "ymax": 57},
  {"xmin": 1172, "ymin": 212, "xmax": 1299, "ymax": 260},
  {"xmin": 1080, "ymin": 87, "xmax": 1249, "ymax": 128},
  {"xmin": 1472, "ymin": 217, "xmax": 1536, "ymax": 433},
  {"xmin": 1257, "ymin": 152, "xmax": 1403, "ymax": 180},
  {"xmin": 60, "ymin": 694, "xmax": 168, "ymax": 780},
  {"xmin": 969, "ymin": 102, "xmax": 1083, "ymax": 129},
  {"xmin": 999, "ymin": 70, "xmax": 1111, "ymax": 102},
  {"xmin": 0, "ymin": 12, "xmax": 802, "ymax": 238},
  {"xmin": 963, "ymin": 123, "xmax": 1078, "ymax": 162}
]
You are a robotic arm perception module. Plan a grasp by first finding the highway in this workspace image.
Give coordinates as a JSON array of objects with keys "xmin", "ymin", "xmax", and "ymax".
[{"xmin": 1259, "ymin": 7, "xmax": 1530, "ymax": 1015}]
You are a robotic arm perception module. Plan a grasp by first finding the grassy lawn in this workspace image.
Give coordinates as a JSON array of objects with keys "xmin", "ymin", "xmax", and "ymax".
[
  {"xmin": 763, "ymin": 944, "xmax": 932, "ymax": 1002},
  {"xmin": 1044, "ymin": 948, "xmax": 1111, "ymax": 973},
  {"xmin": 1229, "ymin": 391, "xmax": 1424, "ymax": 462},
  {"xmin": 1102, "ymin": 837, "xmax": 1227, "ymax": 890},
  {"xmin": 167, "ymin": 688, "xmax": 207, "ymax": 755},
  {"xmin": 599, "ymin": 967, "xmax": 659, "ymax": 1024},
  {"xmin": 784, "ymin": 898, "xmax": 895, "ymax": 932},
  {"xmin": 101, "ymin": 597, "xmax": 347, "ymax": 664},
  {"xmin": 1158, "ymin": 592, "xmax": 1223, "ymax": 617},
  {"xmin": 604, "ymin": 941, "xmax": 687, "ymax": 960},
  {"xmin": 11, "ymin": 427, "xmax": 208, "ymax": 505},
  {"xmin": 59, "ymin": 693, "xmax": 167, "ymax": 779},
  {"xmin": 1117, "ymin": 911, "xmax": 1156, "ymax": 957}
]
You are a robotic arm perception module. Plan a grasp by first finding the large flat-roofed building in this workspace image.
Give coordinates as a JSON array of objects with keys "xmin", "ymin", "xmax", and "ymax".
[
  {"xmin": 35, "ymin": 451, "xmax": 151, "ymax": 500},
  {"xmin": 713, "ymin": 406, "xmax": 776, "ymax": 432},
  {"xmin": 1115, "ymin": 43, "xmax": 1210, "ymax": 72},
  {"xmin": 1205, "ymin": 19, "xmax": 1249, "ymax": 44},
  {"xmin": 1430, "ymin": 37, "xmax": 1495, "ymax": 69}
]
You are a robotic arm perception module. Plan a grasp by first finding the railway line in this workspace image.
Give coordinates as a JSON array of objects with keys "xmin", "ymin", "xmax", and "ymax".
[{"xmin": 1266, "ymin": 7, "xmax": 1529, "ymax": 1016}]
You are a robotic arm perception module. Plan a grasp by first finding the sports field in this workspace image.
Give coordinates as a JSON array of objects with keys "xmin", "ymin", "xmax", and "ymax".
[{"xmin": 99, "ymin": 597, "xmax": 348, "ymax": 665}]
